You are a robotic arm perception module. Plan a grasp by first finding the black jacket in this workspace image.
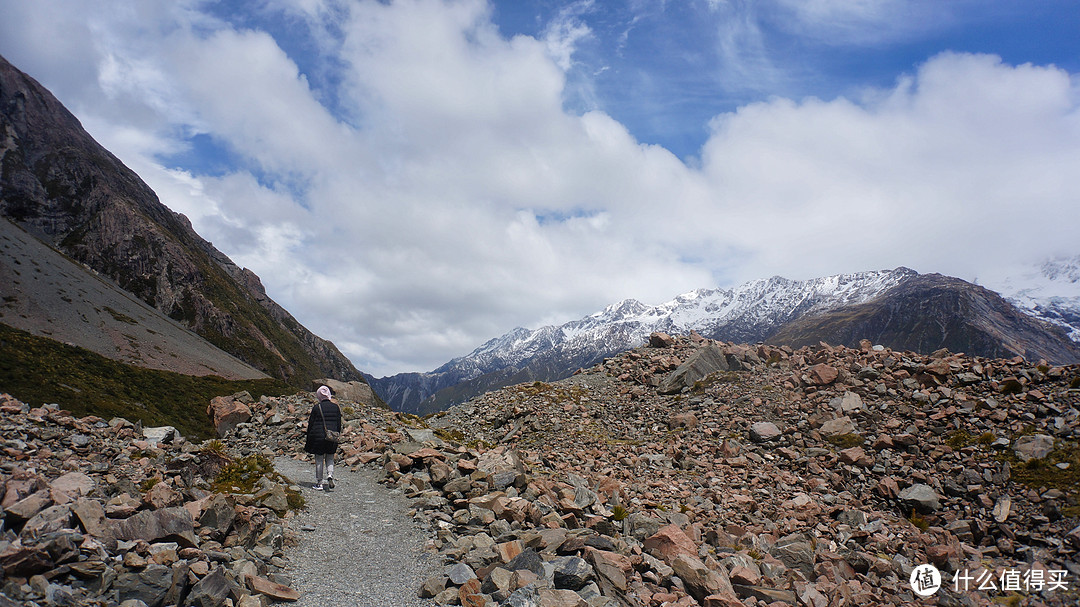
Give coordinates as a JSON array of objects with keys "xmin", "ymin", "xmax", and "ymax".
[{"xmin": 304, "ymin": 400, "xmax": 342, "ymax": 454}]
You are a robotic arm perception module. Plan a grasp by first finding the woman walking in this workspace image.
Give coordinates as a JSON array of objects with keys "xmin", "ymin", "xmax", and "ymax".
[{"xmin": 305, "ymin": 385, "xmax": 341, "ymax": 490}]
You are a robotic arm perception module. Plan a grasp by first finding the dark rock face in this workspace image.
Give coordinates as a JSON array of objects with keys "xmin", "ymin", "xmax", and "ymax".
[
  {"xmin": 0, "ymin": 54, "xmax": 361, "ymax": 386},
  {"xmin": 768, "ymin": 273, "xmax": 1080, "ymax": 365}
]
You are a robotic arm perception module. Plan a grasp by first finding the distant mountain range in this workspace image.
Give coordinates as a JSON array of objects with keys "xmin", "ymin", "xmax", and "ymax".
[
  {"xmin": 0, "ymin": 53, "xmax": 361, "ymax": 387},
  {"xmin": 369, "ymin": 267, "xmax": 1080, "ymax": 414},
  {"xmin": 982, "ymin": 255, "xmax": 1080, "ymax": 343}
]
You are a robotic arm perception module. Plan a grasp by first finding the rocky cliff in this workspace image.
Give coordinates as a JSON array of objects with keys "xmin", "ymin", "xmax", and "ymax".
[{"xmin": 0, "ymin": 54, "xmax": 361, "ymax": 386}]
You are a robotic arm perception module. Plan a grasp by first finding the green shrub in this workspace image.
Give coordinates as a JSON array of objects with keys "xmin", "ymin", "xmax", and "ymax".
[
  {"xmin": 826, "ymin": 433, "xmax": 864, "ymax": 449},
  {"xmin": 908, "ymin": 509, "xmax": 929, "ymax": 532},
  {"xmin": 201, "ymin": 439, "xmax": 227, "ymax": 455},
  {"xmin": 611, "ymin": 505, "xmax": 629, "ymax": 521}
]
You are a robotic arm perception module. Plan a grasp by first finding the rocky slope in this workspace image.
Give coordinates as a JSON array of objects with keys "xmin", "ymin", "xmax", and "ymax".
[
  {"xmin": 404, "ymin": 334, "xmax": 1080, "ymax": 606},
  {"xmin": 4, "ymin": 333, "xmax": 1079, "ymax": 606},
  {"xmin": 0, "ymin": 216, "xmax": 267, "ymax": 380},
  {"xmin": 372, "ymin": 268, "xmax": 1080, "ymax": 414},
  {"xmin": 0, "ymin": 385, "xmax": 414, "ymax": 607},
  {"xmin": 0, "ymin": 54, "xmax": 361, "ymax": 386}
]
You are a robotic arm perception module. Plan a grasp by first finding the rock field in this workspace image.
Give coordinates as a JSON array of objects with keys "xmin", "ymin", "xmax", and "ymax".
[{"xmin": 3, "ymin": 332, "xmax": 1079, "ymax": 606}]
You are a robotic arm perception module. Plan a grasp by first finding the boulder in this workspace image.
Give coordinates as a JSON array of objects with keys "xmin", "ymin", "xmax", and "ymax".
[
  {"xmin": 4, "ymin": 489, "xmax": 52, "ymax": 522},
  {"xmin": 749, "ymin": 422, "xmax": 782, "ymax": 443},
  {"xmin": 206, "ymin": 396, "xmax": 251, "ymax": 438},
  {"xmin": 770, "ymin": 535, "xmax": 815, "ymax": 580},
  {"xmin": 643, "ymin": 524, "xmax": 698, "ymax": 564},
  {"xmin": 552, "ymin": 556, "xmax": 594, "ymax": 590},
  {"xmin": 144, "ymin": 481, "xmax": 182, "ymax": 510},
  {"xmin": 832, "ymin": 392, "xmax": 863, "ymax": 413},
  {"xmin": 114, "ymin": 507, "xmax": 198, "ymax": 547},
  {"xmin": 668, "ymin": 412, "xmax": 699, "ymax": 429},
  {"xmin": 71, "ymin": 498, "xmax": 113, "ymax": 538},
  {"xmin": 659, "ymin": 346, "xmax": 729, "ymax": 394},
  {"xmin": 114, "ymin": 564, "xmax": 172, "ymax": 607},
  {"xmin": 141, "ymin": 426, "xmax": 178, "ymax": 447},
  {"xmin": 50, "ymin": 472, "xmax": 95, "ymax": 497},
  {"xmin": 898, "ymin": 483, "xmax": 941, "ymax": 513},
  {"xmin": 819, "ymin": 416, "xmax": 856, "ymax": 437},
  {"xmin": 649, "ymin": 332, "xmax": 676, "ymax": 348},
  {"xmin": 198, "ymin": 494, "xmax": 237, "ymax": 533},
  {"xmin": 671, "ymin": 554, "xmax": 734, "ymax": 601},
  {"xmin": 186, "ymin": 566, "xmax": 240, "ymax": 607},
  {"xmin": 505, "ymin": 549, "xmax": 545, "ymax": 577},
  {"xmin": 20, "ymin": 503, "xmax": 74, "ymax": 539},
  {"xmin": 477, "ymin": 448, "xmax": 526, "ymax": 477},
  {"xmin": 0, "ymin": 540, "xmax": 52, "ymax": 576},
  {"xmin": 806, "ymin": 364, "xmax": 839, "ymax": 385},
  {"xmin": 1014, "ymin": 434, "xmax": 1055, "ymax": 462},
  {"xmin": 247, "ymin": 574, "xmax": 300, "ymax": 601},
  {"xmin": 313, "ymin": 378, "xmax": 378, "ymax": 407}
]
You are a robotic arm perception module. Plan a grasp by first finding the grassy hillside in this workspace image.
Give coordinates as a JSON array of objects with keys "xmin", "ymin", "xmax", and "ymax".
[{"xmin": 0, "ymin": 322, "xmax": 292, "ymax": 439}]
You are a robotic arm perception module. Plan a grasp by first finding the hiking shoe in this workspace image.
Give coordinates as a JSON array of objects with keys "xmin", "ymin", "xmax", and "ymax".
[
  {"xmin": 326, "ymin": 477, "xmax": 335, "ymax": 489},
  {"xmin": 312, "ymin": 483, "xmax": 323, "ymax": 491}
]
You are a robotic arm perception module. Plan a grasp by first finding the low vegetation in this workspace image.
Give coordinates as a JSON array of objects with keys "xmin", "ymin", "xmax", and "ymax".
[
  {"xmin": 0, "ymin": 323, "xmax": 290, "ymax": 439},
  {"xmin": 211, "ymin": 454, "xmax": 305, "ymax": 511},
  {"xmin": 1000, "ymin": 440, "xmax": 1080, "ymax": 517}
]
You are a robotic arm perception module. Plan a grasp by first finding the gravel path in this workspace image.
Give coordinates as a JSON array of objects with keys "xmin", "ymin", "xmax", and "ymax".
[{"xmin": 274, "ymin": 456, "xmax": 442, "ymax": 606}]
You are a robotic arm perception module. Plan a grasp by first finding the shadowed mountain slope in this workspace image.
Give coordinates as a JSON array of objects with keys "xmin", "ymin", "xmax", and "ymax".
[
  {"xmin": 767, "ymin": 273, "xmax": 1080, "ymax": 363},
  {"xmin": 0, "ymin": 54, "xmax": 361, "ymax": 386}
]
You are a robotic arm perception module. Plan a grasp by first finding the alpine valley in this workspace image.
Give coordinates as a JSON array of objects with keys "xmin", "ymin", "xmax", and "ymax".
[
  {"xmin": 0, "ymin": 54, "xmax": 374, "ymax": 435},
  {"xmin": 369, "ymin": 266, "xmax": 1080, "ymax": 415},
  {"xmin": 2, "ymin": 50, "xmax": 1079, "ymax": 426}
]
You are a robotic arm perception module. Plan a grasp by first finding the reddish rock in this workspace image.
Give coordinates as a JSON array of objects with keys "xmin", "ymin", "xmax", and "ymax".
[
  {"xmin": 50, "ymin": 472, "xmax": 95, "ymax": 498},
  {"xmin": 0, "ymin": 541, "xmax": 52, "ymax": 576},
  {"xmin": 145, "ymin": 481, "xmax": 182, "ymax": 510},
  {"xmin": 587, "ymin": 548, "xmax": 632, "ymax": 591},
  {"xmin": 643, "ymin": 524, "xmax": 699, "ymax": 565},
  {"xmin": 807, "ymin": 364, "xmax": 839, "ymax": 385},
  {"xmin": 649, "ymin": 332, "xmax": 676, "ymax": 348},
  {"xmin": 537, "ymin": 588, "xmax": 588, "ymax": 606},
  {"xmin": 668, "ymin": 412, "xmax": 699, "ymax": 429},
  {"xmin": 838, "ymin": 446, "xmax": 872, "ymax": 467},
  {"xmin": 247, "ymin": 574, "xmax": 300, "ymax": 601},
  {"xmin": 206, "ymin": 396, "xmax": 252, "ymax": 438},
  {"xmin": 729, "ymin": 565, "xmax": 760, "ymax": 586},
  {"xmin": 703, "ymin": 594, "xmax": 746, "ymax": 607}
]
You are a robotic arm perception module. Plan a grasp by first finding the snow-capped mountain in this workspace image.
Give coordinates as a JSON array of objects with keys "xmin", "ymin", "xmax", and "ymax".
[
  {"xmin": 368, "ymin": 264, "xmax": 1080, "ymax": 414},
  {"xmin": 979, "ymin": 255, "xmax": 1080, "ymax": 343},
  {"xmin": 371, "ymin": 267, "xmax": 918, "ymax": 412}
]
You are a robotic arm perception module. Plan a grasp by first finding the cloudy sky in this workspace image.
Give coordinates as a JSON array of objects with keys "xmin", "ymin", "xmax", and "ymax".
[{"xmin": 2, "ymin": 0, "xmax": 1079, "ymax": 377}]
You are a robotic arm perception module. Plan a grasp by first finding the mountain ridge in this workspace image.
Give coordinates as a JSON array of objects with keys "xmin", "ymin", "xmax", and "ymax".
[
  {"xmin": 370, "ymin": 267, "xmax": 1080, "ymax": 414},
  {"xmin": 0, "ymin": 53, "xmax": 362, "ymax": 386}
]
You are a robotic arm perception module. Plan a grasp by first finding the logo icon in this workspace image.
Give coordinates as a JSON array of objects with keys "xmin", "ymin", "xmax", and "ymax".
[{"xmin": 910, "ymin": 563, "xmax": 942, "ymax": 597}]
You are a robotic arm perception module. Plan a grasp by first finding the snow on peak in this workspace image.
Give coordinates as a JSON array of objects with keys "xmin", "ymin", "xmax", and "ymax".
[
  {"xmin": 442, "ymin": 267, "xmax": 918, "ymax": 382},
  {"xmin": 979, "ymin": 255, "xmax": 1080, "ymax": 342}
]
